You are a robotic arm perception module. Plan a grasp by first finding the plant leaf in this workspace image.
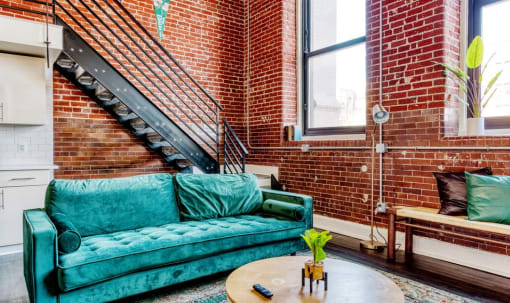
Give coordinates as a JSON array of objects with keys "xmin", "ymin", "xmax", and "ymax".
[
  {"xmin": 301, "ymin": 234, "xmax": 312, "ymax": 251},
  {"xmin": 466, "ymin": 36, "xmax": 484, "ymax": 69},
  {"xmin": 451, "ymin": 94, "xmax": 469, "ymax": 106},
  {"xmin": 315, "ymin": 247, "xmax": 326, "ymax": 263},
  {"xmin": 479, "ymin": 52, "xmax": 496, "ymax": 84},
  {"xmin": 433, "ymin": 61, "xmax": 467, "ymax": 80},
  {"xmin": 445, "ymin": 74, "xmax": 468, "ymax": 93},
  {"xmin": 484, "ymin": 70, "xmax": 502, "ymax": 96},
  {"xmin": 455, "ymin": 67, "xmax": 469, "ymax": 81},
  {"xmin": 482, "ymin": 88, "xmax": 498, "ymax": 109}
]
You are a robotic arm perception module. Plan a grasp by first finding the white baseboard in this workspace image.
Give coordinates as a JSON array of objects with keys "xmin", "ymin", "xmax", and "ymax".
[
  {"xmin": 0, "ymin": 244, "xmax": 22, "ymax": 256},
  {"xmin": 314, "ymin": 214, "xmax": 510, "ymax": 278}
]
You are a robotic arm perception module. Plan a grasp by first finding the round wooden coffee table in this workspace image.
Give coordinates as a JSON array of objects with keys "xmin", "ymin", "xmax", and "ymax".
[{"xmin": 226, "ymin": 256, "xmax": 404, "ymax": 303}]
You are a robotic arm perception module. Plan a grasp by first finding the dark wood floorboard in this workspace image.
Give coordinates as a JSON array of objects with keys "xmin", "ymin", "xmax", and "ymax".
[
  {"xmin": 1, "ymin": 233, "xmax": 509, "ymax": 302},
  {"xmin": 325, "ymin": 232, "xmax": 510, "ymax": 303}
]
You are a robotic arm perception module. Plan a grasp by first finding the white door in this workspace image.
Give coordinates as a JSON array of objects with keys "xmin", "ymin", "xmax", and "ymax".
[{"xmin": 0, "ymin": 186, "xmax": 46, "ymax": 246}]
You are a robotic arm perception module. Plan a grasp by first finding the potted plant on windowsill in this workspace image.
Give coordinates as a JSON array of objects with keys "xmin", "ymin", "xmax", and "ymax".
[
  {"xmin": 301, "ymin": 229, "xmax": 332, "ymax": 280},
  {"xmin": 435, "ymin": 35, "xmax": 503, "ymax": 136}
]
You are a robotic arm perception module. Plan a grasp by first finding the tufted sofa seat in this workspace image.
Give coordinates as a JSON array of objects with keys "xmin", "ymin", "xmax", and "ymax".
[{"xmin": 57, "ymin": 214, "xmax": 305, "ymax": 291}]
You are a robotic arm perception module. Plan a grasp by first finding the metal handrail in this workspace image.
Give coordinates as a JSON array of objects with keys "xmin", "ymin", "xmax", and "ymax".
[
  {"xmin": 223, "ymin": 119, "xmax": 248, "ymax": 174},
  {"xmin": 72, "ymin": 0, "xmax": 217, "ymax": 138},
  {"xmin": 55, "ymin": 6, "xmax": 218, "ymax": 153},
  {"xmin": 111, "ymin": 0, "xmax": 224, "ymax": 111},
  {"xmin": 56, "ymin": 0, "xmax": 218, "ymax": 152},
  {"xmin": 101, "ymin": 0, "xmax": 220, "ymax": 115},
  {"xmin": 223, "ymin": 119, "xmax": 249, "ymax": 155},
  {"xmin": 94, "ymin": 0, "xmax": 217, "ymax": 124}
]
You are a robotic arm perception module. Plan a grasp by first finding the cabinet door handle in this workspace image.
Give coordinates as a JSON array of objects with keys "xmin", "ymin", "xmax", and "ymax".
[
  {"xmin": 1, "ymin": 190, "xmax": 4, "ymax": 210},
  {"xmin": 9, "ymin": 177, "xmax": 36, "ymax": 181}
]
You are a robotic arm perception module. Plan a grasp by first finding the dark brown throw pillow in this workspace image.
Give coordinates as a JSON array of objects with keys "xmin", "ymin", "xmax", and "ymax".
[{"xmin": 433, "ymin": 167, "xmax": 492, "ymax": 216}]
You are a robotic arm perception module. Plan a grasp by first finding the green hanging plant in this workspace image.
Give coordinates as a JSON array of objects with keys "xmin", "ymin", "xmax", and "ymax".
[
  {"xmin": 434, "ymin": 35, "xmax": 503, "ymax": 118},
  {"xmin": 301, "ymin": 229, "xmax": 332, "ymax": 264}
]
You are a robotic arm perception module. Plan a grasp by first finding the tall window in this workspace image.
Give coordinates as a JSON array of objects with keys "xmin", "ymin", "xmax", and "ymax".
[
  {"xmin": 469, "ymin": 0, "xmax": 510, "ymax": 129},
  {"xmin": 303, "ymin": 0, "xmax": 367, "ymax": 136}
]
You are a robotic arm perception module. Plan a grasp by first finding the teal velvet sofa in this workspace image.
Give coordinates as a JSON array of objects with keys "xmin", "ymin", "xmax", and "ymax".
[{"xmin": 23, "ymin": 173, "xmax": 312, "ymax": 303}]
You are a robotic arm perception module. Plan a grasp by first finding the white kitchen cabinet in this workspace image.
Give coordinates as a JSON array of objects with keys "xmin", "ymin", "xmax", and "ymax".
[
  {"xmin": 0, "ymin": 52, "xmax": 47, "ymax": 125},
  {"xmin": 0, "ymin": 169, "xmax": 50, "ymax": 247}
]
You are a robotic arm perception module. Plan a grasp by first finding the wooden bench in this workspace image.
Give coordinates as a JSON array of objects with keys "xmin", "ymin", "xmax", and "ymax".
[{"xmin": 387, "ymin": 206, "xmax": 510, "ymax": 261}]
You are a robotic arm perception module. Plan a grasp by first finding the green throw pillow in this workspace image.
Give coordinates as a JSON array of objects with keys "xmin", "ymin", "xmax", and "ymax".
[
  {"xmin": 45, "ymin": 173, "xmax": 180, "ymax": 237},
  {"xmin": 466, "ymin": 172, "xmax": 510, "ymax": 225},
  {"xmin": 174, "ymin": 173, "xmax": 263, "ymax": 220}
]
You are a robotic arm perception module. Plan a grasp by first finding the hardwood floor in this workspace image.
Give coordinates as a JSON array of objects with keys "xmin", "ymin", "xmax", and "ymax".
[
  {"xmin": 324, "ymin": 232, "xmax": 510, "ymax": 303},
  {"xmin": 1, "ymin": 232, "xmax": 509, "ymax": 302}
]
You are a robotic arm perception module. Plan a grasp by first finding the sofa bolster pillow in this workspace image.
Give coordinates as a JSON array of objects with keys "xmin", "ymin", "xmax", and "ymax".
[
  {"xmin": 466, "ymin": 172, "xmax": 510, "ymax": 225},
  {"xmin": 262, "ymin": 199, "xmax": 305, "ymax": 221},
  {"xmin": 49, "ymin": 213, "xmax": 81, "ymax": 254}
]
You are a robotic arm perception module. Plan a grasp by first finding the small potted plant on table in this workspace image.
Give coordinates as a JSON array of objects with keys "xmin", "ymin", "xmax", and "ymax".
[{"xmin": 301, "ymin": 229, "xmax": 332, "ymax": 292}]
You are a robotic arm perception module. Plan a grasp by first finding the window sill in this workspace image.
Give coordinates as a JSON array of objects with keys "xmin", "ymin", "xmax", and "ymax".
[
  {"xmin": 457, "ymin": 129, "xmax": 510, "ymax": 137},
  {"xmin": 483, "ymin": 129, "xmax": 510, "ymax": 136},
  {"xmin": 301, "ymin": 133, "xmax": 366, "ymax": 141}
]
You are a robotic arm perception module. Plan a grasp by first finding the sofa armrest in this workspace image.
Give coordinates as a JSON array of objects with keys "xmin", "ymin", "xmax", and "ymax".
[
  {"xmin": 261, "ymin": 189, "xmax": 313, "ymax": 229},
  {"xmin": 23, "ymin": 209, "xmax": 58, "ymax": 303}
]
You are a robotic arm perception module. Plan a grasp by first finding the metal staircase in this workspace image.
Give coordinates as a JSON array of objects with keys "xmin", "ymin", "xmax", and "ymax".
[{"xmin": 35, "ymin": 0, "xmax": 249, "ymax": 174}]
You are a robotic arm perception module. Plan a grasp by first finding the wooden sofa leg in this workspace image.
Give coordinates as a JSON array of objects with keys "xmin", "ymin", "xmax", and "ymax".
[
  {"xmin": 387, "ymin": 212, "xmax": 396, "ymax": 262},
  {"xmin": 405, "ymin": 218, "xmax": 413, "ymax": 255},
  {"xmin": 290, "ymin": 252, "xmax": 296, "ymax": 256}
]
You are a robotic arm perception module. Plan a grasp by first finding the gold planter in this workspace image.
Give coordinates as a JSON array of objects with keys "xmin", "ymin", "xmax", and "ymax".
[{"xmin": 304, "ymin": 260, "xmax": 324, "ymax": 280}]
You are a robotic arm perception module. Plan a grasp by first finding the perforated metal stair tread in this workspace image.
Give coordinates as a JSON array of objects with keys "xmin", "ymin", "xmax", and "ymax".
[
  {"xmin": 56, "ymin": 58, "xmax": 76, "ymax": 69},
  {"xmin": 102, "ymin": 98, "xmax": 120, "ymax": 107},
  {"xmin": 118, "ymin": 113, "xmax": 138, "ymax": 123},
  {"xmin": 95, "ymin": 85, "xmax": 114, "ymax": 101},
  {"xmin": 165, "ymin": 154, "xmax": 186, "ymax": 162},
  {"xmin": 135, "ymin": 127, "xmax": 156, "ymax": 137},
  {"xmin": 149, "ymin": 141, "xmax": 171, "ymax": 149}
]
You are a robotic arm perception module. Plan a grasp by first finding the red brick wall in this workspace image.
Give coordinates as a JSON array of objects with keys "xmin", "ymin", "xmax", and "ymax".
[{"xmin": 246, "ymin": 0, "xmax": 510, "ymax": 255}]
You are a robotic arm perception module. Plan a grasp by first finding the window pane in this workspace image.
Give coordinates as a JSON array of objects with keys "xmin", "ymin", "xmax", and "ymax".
[
  {"xmin": 307, "ymin": 43, "xmax": 366, "ymax": 129},
  {"xmin": 310, "ymin": 0, "xmax": 366, "ymax": 51},
  {"xmin": 481, "ymin": 0, "xmax": 510, "ymax": 118}
]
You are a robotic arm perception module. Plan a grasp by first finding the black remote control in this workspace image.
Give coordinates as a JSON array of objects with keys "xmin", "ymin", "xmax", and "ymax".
[{"xmin": 253, "ymin": 284, "xmax": 273, "ymax": 299}]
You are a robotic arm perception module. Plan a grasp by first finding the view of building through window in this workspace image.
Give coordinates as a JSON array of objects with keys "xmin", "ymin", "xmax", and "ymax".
[
  {"xmin": 481, "ymin": 0, "xmax": 510, "ymax": 118},
  {"xmin": 306, "ymin": 0, "xmax": 366, "ymax": 131}
]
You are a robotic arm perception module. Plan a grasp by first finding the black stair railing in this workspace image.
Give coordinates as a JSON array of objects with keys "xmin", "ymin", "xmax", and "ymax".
[
  {"xmin": 53, "ymin": 0, "xmax": 222, "ymax": 161},
  {"xmin": 7, "ymin": 0, "xmax": 248, "ymax": 173},
  {"xmin": 223, "ymin": 119, "xmax": 248, "ymax": 174}
]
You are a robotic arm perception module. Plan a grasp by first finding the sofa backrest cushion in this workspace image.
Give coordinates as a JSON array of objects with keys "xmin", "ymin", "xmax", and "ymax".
[
  {"xmin": 174, "ymin": 173, "xmax": 263, "ymax": 220},
  {"xmin": 466, "ymin": 172, "xmax": 510, "ymax": 225},
  {"xmin": 45, "ymin": 174, "xmax": 180, "ymax": 237}
]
